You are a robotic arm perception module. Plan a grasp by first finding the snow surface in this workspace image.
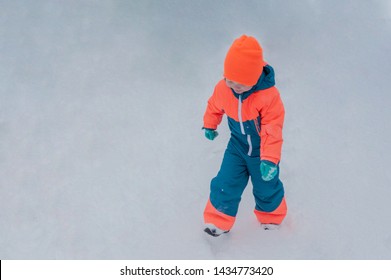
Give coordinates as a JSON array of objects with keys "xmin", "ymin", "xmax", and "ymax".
[{"xmin": 1, "ymin": 0, "xmax": 391, "ymax": 259}]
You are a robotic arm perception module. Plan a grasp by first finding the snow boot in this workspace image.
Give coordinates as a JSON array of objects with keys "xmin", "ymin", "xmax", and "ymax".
[
  {"xmin": 261, "ymin": 223, "xmax": 280, "ymax": 230},
  {"xmin": 204, "ymin": 224, "xmax": 229, "ymax": 237}
]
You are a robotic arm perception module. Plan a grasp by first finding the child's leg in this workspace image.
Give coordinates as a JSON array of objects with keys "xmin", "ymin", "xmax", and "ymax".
[
  {"xmin": 204, "ymin": 142, "xmax": 249, "ymax": 231},
  {"xmin": 246, "ymin": 157, "xmax": 287, "ymax": 224},
  {"xmin": 254, "ymin": 197, "xmax": 287, "ymax": 225}
]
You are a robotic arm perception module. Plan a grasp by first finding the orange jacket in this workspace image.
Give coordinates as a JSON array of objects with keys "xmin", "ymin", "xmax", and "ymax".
[{"xmin": 203, "ymin": 65, "xmax": 284, "ymax": 164}]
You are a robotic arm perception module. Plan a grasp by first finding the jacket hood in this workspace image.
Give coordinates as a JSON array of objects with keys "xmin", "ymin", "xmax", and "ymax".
[{"xmin": 231, "ymin": 64, "xmax": 275, "ymax": 100}]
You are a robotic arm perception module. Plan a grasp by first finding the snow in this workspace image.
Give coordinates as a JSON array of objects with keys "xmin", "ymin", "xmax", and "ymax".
[{"xmin": 1, "ymin": 0, "xmax": 391, "ymax": 259}]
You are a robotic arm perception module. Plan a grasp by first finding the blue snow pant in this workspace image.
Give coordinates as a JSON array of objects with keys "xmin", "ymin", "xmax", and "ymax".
[{"xmin": 209, "ymin": 139, "xmax": 285, "ymax": 218}]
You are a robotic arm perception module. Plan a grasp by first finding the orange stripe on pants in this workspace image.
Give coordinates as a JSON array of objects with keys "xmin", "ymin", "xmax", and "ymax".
[
  {"xmin": 254, "ymin": 197, "xmax": 287, "ymax": 224},
  {"xmin": 203, "ymin": 199, "xmax": 235, "ymax": 231}
]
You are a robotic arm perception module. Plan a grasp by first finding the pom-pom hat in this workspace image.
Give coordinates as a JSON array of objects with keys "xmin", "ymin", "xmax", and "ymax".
[{"xmin": 224, "ymin": 35, "xmax": 265, "ymax": 86}]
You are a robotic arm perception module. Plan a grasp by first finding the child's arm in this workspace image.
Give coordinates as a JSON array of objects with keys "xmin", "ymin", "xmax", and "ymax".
[
  {"xmin": 203, "ymin": 85, "xmax": 225, "ymax": 130},
  {"xmin": 260, "ymin": 89, "xmax": 285, "ymax": 164}
]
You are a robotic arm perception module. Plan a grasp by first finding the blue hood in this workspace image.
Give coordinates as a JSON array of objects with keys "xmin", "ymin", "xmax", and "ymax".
[{"xmin": 231, "ymin": 64, "xmax": 276, "ymax": 100}]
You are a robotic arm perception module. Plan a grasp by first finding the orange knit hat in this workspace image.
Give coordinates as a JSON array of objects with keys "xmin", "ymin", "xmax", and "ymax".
[{"xmin": 224, "ymin": 35, "xmax": 264, "ymax": 86}]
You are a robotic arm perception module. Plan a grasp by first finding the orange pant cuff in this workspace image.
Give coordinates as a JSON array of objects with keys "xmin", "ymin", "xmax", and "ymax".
[
  {"xmin": 203, "ymin": 199, "xmax": 235, "ymax": 231},
  {"xmin": 254, "ymin": 197, "xmax": 287, "ymax": 224}
]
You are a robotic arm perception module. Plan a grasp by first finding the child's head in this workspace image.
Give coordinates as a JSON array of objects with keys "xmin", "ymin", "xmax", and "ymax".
[
  {"xmin": 224, "ymin": 78, "xmax": 253, "ymax": 94},
  {"xmin": 224, "ymin": 35, "xmax": 265, "ymax": 87}
]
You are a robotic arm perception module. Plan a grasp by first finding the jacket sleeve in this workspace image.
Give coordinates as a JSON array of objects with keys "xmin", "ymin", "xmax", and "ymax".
[
  {"xmin": 203, "ymin": 85, "xmax": 225, "ymax": 130},
  {"xmin": 260, "ymin": 89, "xmax": 285, "ymax": 164}
]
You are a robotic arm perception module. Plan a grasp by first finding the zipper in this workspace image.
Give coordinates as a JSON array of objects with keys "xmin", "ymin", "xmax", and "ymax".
[
  {"xmin": 238, "ymin": 95, "xmax": 253, "ymax": 156},
  {"xmin": 247, "ymin": 135, "xmax": 252, "ymax": 156},
  {"xmin": 238, "ymin": 95, "xmax": 245, "ymax": 134}
]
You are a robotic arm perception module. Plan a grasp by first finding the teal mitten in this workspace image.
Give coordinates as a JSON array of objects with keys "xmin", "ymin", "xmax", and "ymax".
[
  {"xmin": 260, "ymin": 160, "xmax": 278, "ymax": 181},
  {"xmin": 204, "ymin": 128, "xmax": 219, "ymax": 141}
]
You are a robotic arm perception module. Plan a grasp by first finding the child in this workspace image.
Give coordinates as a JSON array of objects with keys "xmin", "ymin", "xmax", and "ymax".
[{"xmin": 202, "ymin": 35, "xmax": 287, "ymax": 237}]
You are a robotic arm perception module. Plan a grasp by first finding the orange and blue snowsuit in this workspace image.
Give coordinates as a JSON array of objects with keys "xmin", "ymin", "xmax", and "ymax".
[{"xmin": 203, "ymin": 65, "xmax": 287, "ymax": 231}]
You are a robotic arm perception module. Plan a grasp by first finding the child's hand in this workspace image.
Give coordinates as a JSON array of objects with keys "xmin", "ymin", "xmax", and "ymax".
[
  {"xmin": 260, "ymin": 160, "xmax": 278, "ymax": 181},
  {"xmin": 203, "ymin": 128, "xmax": 219, "ymax": 141}
]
